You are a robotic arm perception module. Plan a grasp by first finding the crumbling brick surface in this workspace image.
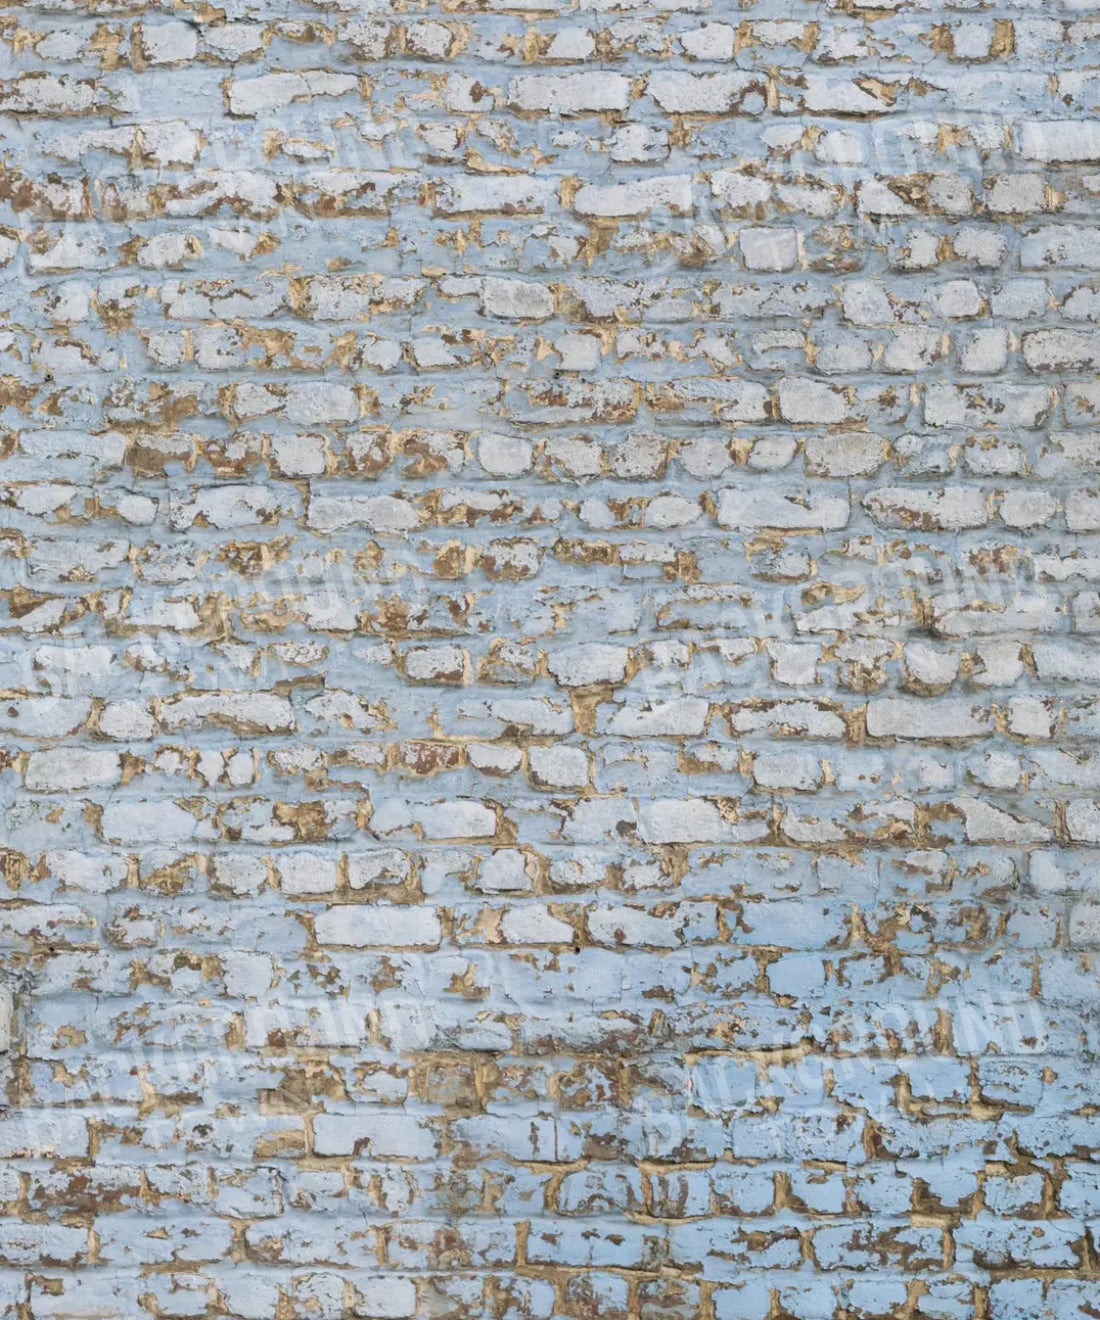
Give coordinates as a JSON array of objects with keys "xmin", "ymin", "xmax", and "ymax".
[{"xmin": 0, "ymin": 0, "xmax": 1097, "ymax": 1315}]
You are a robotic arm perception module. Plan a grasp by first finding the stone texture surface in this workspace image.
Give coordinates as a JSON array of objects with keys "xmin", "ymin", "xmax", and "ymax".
[{"xmin": 0, "ymin": 0, "xmax": 1098, "ymax": 1316}]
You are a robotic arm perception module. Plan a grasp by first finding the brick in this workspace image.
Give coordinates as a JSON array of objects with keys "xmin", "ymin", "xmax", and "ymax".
[
  {"xmin": 866, "ymin": 698, "xmax": 992, "ymax": 740},
  {"xmin": 508, "ymin": 73, "xmax": 632, "ymax": 115},
  {"xmin": 314, "ymin": 905, "xmax": 441, "ymax": 948},
  {"xmin": 1017, "ymin": 120, "xmax": 1100, "ymax": 163},
  {"xmin": 572, "ymin": 175, "xmax": 693, "ymax": 219}
]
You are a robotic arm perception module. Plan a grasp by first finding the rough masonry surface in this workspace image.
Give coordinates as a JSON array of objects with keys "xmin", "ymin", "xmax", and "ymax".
[{"xmin": 0, "ymin": 0, "xmax": 1097, "ymax": 1315}]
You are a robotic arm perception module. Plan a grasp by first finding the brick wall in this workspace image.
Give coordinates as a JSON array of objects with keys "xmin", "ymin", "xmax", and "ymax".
[{"xmin": 0, "ymin": 0, "xmax": 1097, "ymax": 1316}]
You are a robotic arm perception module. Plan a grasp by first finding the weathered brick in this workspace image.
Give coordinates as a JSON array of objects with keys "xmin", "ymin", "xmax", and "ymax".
[{"xmin": 0, "ymin": 2, "xmax": 1090, "ymax": 1312}]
